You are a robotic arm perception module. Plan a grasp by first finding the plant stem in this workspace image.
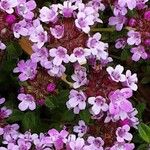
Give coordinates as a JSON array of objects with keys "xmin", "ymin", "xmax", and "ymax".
[{"xmin": 91, "ymin": 27, "xmax": 115, "ymax": 32}]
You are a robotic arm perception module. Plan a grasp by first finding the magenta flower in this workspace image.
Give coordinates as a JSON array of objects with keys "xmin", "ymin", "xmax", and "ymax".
[
  {"xmin": 73, "ymin": 120, "xmax": 87, "ymax": 137},
  {"xmin": 127, "ymin": 30, "xmax": 141, "ymax": 46},
  {"xmin": 17, "ymin": 93, "xmax": 36, "ymax": 111},
  {"xmin": 84, "ymin": 136, "xmax": 104, "ymax": 150},
  {"xmin": 88, "ymin": 96, "xmax": 108, "ymax": 115},
  {"xmin": 0, "ymin": 41, "xmax": 6, "ymax": 50},
  {"xmin": 116, "ymin": 125, "xmax": 133, "ymax": 142},
  {"xmin": 118, "ymin": 0, "xmax": 136, "ymax": 10},
  {"xmin": 47, "ymin": 83, "xmax": 56, "ymax": 93},
  {"xmin": 50, "ymin": 25, "xmax": 64, "ymax": 39},
  {"xmin": 69, "ymin": 47, "xmax": 91, "ymax": 65},
  {"xmin": 48, "ymin": 129, "xmax": 69, "ymax": 150},
  {"xmin": 130, "ymin": 45, "xmax": 148, "ymax": 61},
  {"xmin": 71, "ymin": 65, "xmax": 88, "ymax": 89},
  {"xmin": 49, "ymin": 46, "xmax": 70, "ymax": 66},
  {"xmin": 13, "ymin": 60, "xmax": 37, "ymax": 81},
  {"xmin": 39, "ymin": 5, "xmax": 58, "ymax": 23},
  {"xmin": 58, "ymin": 1, "xmax": 77, "ymax": 17},
  {"xmin": 0, "ymin": 0, "xmax": 18, "ymax": 14},
  {"xmin": 75, "ymin": 12, "xmax": 94, "ymax": 33},
  {"xmin": 109, "ymin": 15, "xmax": 126, "ymax": 31},
  {"xmin": 106, "ymin": 65, "xmax": 126, "ymax": 82},
  {"xmin": 66, "ymin": 90, "xmax": 87, "ymax": 114},
  {"xmin": 123, "ymin": 70, "xmax": 138, "ymax": 91},
  {"xmin": 17, "ymin": 0, "xmax": 36, "ymax": 20}
]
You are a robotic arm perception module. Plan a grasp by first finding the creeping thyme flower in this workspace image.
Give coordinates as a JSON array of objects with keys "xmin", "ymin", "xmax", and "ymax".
[
  {"xmin": 13, "ymin": 59, "xmax": 37, "ymax": 81},
  {"xmin": 110, "ymin": 142, "xmax": 135, "ymax": 150},
  {"xmin": 118, "ymin": 0, "xmax": 136, "ymax": 10},
  {"xmin": 16, "ymin": 0, "xmax": 36, "ymax": 20},
  {"xmin": 73, "ymin": 120, "xmax": 87, "ymax": 137},
  {"xmin": 50, "ymin": 25, "xmax": 64, "ymax": 39},
  {"xmin": 0, "ymin": 41, "xmax": 6, "ymax": 50},
  {"xmin": 106, "ymin": 65, "xmax": 126, "ymax": 82},
  {"xmin": 116, "ymin": 125, "xmax": 133, "ymax": 142},
  {"xmin": 17, "ymin": 93, "xmax": 36, "ymax": 111},
  {"xmin": 49, "ymin": 46, "xmax": 70, "ymax": 66},
  {"xmin": 66, "ymin": 90, "xmax": 87, "ymax": 114},
  {"xmin": 88, "ymin": 96, "xmax": 108, "ymax": 115}
]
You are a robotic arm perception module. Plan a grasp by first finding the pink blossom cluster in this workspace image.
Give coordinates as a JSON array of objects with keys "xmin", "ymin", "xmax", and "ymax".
[{"xmin": 0, "ymin": 0, "xmax": 141, "ymax": 149}]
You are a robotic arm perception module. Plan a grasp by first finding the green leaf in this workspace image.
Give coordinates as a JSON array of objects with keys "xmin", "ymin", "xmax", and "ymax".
[
  {"xmin": 45, "ymin": 97, "xmax": 56, "ymax": 110},
  {"xmin": 141, "ymin": 76, "xmax": 150, "ymax": 84},
  {"xmin": 62, "ymin": 110, "xmax": 75, "ymax": 122},
  {"xmin": 137, "ymin": 144, "xmax": 149, "ymax": 150},
  {"xmin": 136, "ymin": 103, "xmax": 146, "ymax": 119},
  {"xmin": 138, "ymin": 123, "xmax": 150, "ymax": 143},
  {"xmin": 121, "ymin": 48, "xmax": 130, "ymax": 61},
  {"xmin": 79, "ymin": 109, "xmax": 91, "ymax": 124}
]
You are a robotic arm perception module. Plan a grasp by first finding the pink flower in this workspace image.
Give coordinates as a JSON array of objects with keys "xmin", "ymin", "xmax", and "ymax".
[
  {"xmin": 17, "ymin": 0, "xmax": 36, "ymax": 20},
  {"xmin": 49, "ymin": 46, "xmax": 70, "ymax": 66},
  {"xmin": 73, "ymin": 120, "xmax": 87, "ymax": 137},
  {"xmin": 29, "ymin": 25, "xmax": 48, "ymax": 48},
  {"xmin": 0, "ymin": 0, "xmax": 18, "ymax": 14},
  {"xmin": 84, "ymin": 136, "xmax": 104, "ymax": 150},
  {"xmin": 88, "ymin": 96, "xmax": 108, "ymax": 115},
  {"xmin": 130, "ymin": 45, "xmax": 148, "ymax": 61},
  {"xmin": 110, "ymin": 142, "xmax": 135, "ymax": 150},
  {"xmin": 17, "ymin": 93, "xmax": 36, "ymax": 111},
  {"xmin": 39, "ymin": 5, "xmax": 58, "ymax": 23},
  {"xmin": 127, "ymin": 30, "xmax": 141, "ymax": 46},
  {"xmin": 50, "ymin": 25, "xmax": 64, "ymax": 39},
  {"xmin": 0, "ymin": 98, "xmax": 5, "ymax": 105},
  {"xmin": 109, "ymin": 14, "xmax": 126, "ymax": 31},
  {"xmin": 66, "ymin": 90, "xmax": 87, "ymax": 114},
  {"xmin": 116, "ymin": 125, "xmax": 133, "ymax": 142},
  {"xmin": 69, "ymin": 47, "xmax": 91, "ymax": 65},
  {"xmin": 0, "ymin": 41, "xmax": 6, "ymax": 50},
  {"xmin": 75, "ymin": 12, "xmax": 94, "ymax": 33},
  {"xmin": 106, "ymin": 65, "xmax": 126, "ymax": 82},
  {"xmin": 0, "ymin": 107, "xmax": 12, "ymax": 119},
  {"xmin": 13, "ymin": 59, "xmax": 37, "ymax": 81},
  {"xmin": 118, "ymin": 0, "xmax": 136, "ymax": 10},
  {"xmin": 48, "ymin": 129, "xmax": 69, "ymax": 150},
  {"xmin": 123, "ymin": 70, "xmax": 138, "ymax": 91},
  {"xmin": 58, "ymin": 1, "xmax": 77, "ymax": 17}
]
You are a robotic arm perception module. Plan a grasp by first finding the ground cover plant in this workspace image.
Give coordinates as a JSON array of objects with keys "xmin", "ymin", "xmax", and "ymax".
[{"xmin": 0, "ymin": 0, "xmax": 150, "ymax": 149}]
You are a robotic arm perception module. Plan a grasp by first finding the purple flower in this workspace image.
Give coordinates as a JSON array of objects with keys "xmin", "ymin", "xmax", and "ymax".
[
  {"xmin": 71, "ymin": 65, "xmax": 88, "ymax": 89},
  {"xmin": 108, "ymin": 88, "xmax": 133, "ymax": 120},
  {"xmin": 115, "ymin": 38, "xmax": 126, "ymax": 49},
  {"xmin": 29, "ymin": 25, "xmax": 48, "ymax": 48},
  {"xmin": 13, "ymin": 20, "xmax": 29, "ymax": 38},
  {"xmin": 116, "ymin": 125, "xmax": 133, "ymax": 142},
  {"xmin": 110, "ymin": 142, "xmax": 135, "ymax": 150},
  {"xmin": 44, "ymin": 60, "xmax": 66, "ymax": 77},
  {"xmin": 49, "ymin": 46, "xmax": 69, "ymax": 66},
  {"xmin": 58, "ymin": 1, "xmax": 77, "ymax": 17},
  {"xmin": 31, "ymin": 45, "xmax": 49, "ymax": 65},
  {"xmin": 114, "ymin": 4, "xmax": 127, "ymax": 16},
  {"xmin": 130, "ymin": 45, "xmax": 148, "ymax": 61},
  {"xmin": 123, "ymin": 70, "xmax": 138, "ymax": 91},
  {"xmin": 0, "ymin": 107, "xmax": 12, "ymax": 119},
  {"xmin": 69, "ymin": 47, "xmax": 91, "ymax": 65},
  {"xmin": 17, "ymin": 0, "xmax": 36, "ymax": 20},
  {"xmin": 0, "ymin": 0, "xmax": 18, "ymax": 14},
  {"xmin": 106, "ymin": 65, "xmax": 126, "ymax": 82},
  {"xmin": 16, "ymin": 139, "xmax": 31, "ymax": 150},
  {"xmin": 50, "ymin": 25, "xmax": 64, "ymax": 39},
  {"xmin": 68, "ymin": 135, "xmax": 85, "ymax": 150},
  {"xmin": 66, "ymin": 90, "xmax": 87, "ymax": 114},
  {"xmin": 39, "ymin": 5, "xmax": 58, "ymax": 23},
  {"xmin": 73, "ymin": 120, "xmax": 87, "ymax": 137},
  {"xmin": 48, "ymin": 129, "xmax": 69, "ymax": 150},
  {"xmin": 0, "ymin": 41, "xmax": 6, "ymax": 50},
  {"xmin": 118, "ymin": 0, "xmax": 136, "ymax": 10},
  {"xmin": 47, "ymin": 83, "xmax": 56, "ymax": 93},
  {"xmin": 127, "ymin": 30, "xmax": 141, "ymax": 45},
  {"xmin": 87, "ymin": 0, "xmax": 105, "ymax": 11},
  {"xmin": 88, "ymin": 96, "xmax": 108, "ymax": 115},
  {"xmin": 75, "ymin": 12, "xmax": 94, "ymax": 33},
  {"xmin": 109, "ymin": 15, "xmax": 126, "ymax": 31},
  {"xmin": 84, "ymin": 136, "xmax": 104, "ymax": 150},
  {"xmin": 13, "ymin": 59, "xmax": 37, "ymax": 81},
  {"xmin": 0, "ymin": 98, "xmax": 5, "ymax": 105},
  {"xmin": 17, "ymin": 93, "xmax": 36, "ymax": 111}
]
